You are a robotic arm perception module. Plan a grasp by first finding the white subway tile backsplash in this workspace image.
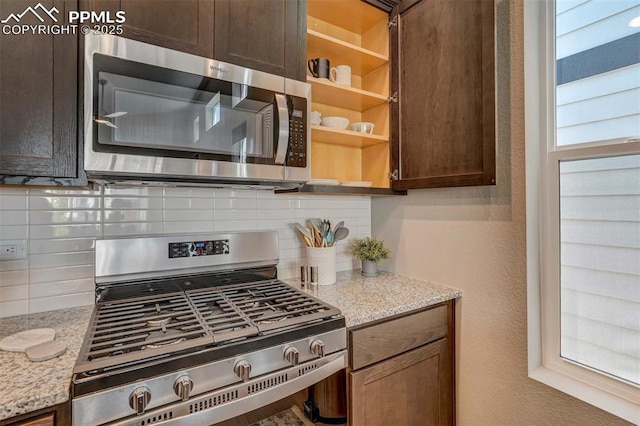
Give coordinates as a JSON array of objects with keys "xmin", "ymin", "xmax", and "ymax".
[
  {"xmin": 0, "ymin": 194, "xmax": 28, "ymax": 210},
  {"xmin": 215, "ymin": 220, "xmax": 258, "ymax": 232},
  {"xmin": 214, "ymin": 189, "xmax": 257, "ymax": 199},
  {"xmin": 0, "ymin": 259, "xmax": 28, "ymax": 272},
  {"xmin": 103, "ymin": 187, "xmax": 163, "ymax": 197},
  {"xmin": 214, "ymin": 198, "xmax": 258, "ymax": 210},
  {"xmin": 0, "ymin": 225, "xmax": 27, "ymax": 239},
  {"xmin": 215, "ymin": 209, "xmax": 258, "ymax": 221},
  {"xmin": 103, "ymin": 222, "xmax": 163, "ymax": 236},
  {"xmin": 0, "ymin": 284, "xmax": 28, "ymax": 301},
  {"xmin": 163, "ymin": 221, "xmax": 214, "ymax": 234},
  {"xmin": 164, "ymin": 197, "xmax": 213, "ymax": 210},
  {"xmin": 164, "ymin": 187, "xmax": 213, "ymax": 198},
  {"xmin": 30, "ymin": 251, "xmax": 93, "ymax": 269},
  {"xmin": 164, "ymin": 209, "xmax": 212, "ymax": 222},
  {"xmin": 29, "ymin": 292, "xmax": 94, "ymax": 314},
  {"xmin": 0, "ymin": 186, "xmax": 371, "ymax": 316},
  {"xmin": 104, "ymin": 209, "xmax": 163, "ymax": 223},
  {"xmin": 0, "ymin": 211, "xmax": 28, "ymax": 225},
  {"xmin": 29, "ymin": 210, "xmax": 101, "ymax": 225},
  {"xmin": 0, "ymin": 300, "xmax": 29, "ymax": 318},
  {"xmin": 29, "ymin": 238, "xmax": 96, "ymax": 255},
  {"xmin": 30, "ymin": 265, "xmax": 94, "ymax": 284},
  {"xmin": 103, "ymin": 197, "xmax": 163, "ymax": 210},
  {"xmin": 29, "ymin": 278, "xmax": 94, "ymax": 298},
  {"xmin": 0, "ymin": 270, "xmax": 29, "ymax": 287},
  {"xmin": 30, "ymin": 196, "xmax": 101, "ymax": 210},
  {"xmin": 29, "ymin": 224, "xmax": 101, "ymax": 240}
]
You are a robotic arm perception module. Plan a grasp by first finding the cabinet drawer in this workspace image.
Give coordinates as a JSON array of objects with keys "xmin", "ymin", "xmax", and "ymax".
[
  {"xmin": 349, "ymin": 304, "xmax": 448, "ymax": 370},
  {"xmin": 10, "ymin": 413, "xmax": 54, "ymax": 426}
]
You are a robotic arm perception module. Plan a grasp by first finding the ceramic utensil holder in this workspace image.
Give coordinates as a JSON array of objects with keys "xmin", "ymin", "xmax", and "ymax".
[{"xmin": 306, "ymin": 246, "xmax": 336, "ymax": 285}]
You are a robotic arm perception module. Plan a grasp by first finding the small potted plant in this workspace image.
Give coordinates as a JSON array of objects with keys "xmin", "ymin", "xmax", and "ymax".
[{"xmin": 351, "ymin": 237, "xmax": 390, "ymax": 277}]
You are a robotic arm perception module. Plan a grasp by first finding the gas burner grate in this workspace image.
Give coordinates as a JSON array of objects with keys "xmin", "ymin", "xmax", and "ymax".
[
  {"xmin": 74, "ymin": 280, "xmax": 341, "ymax": 374},
  {"xmin": 74, "ymin": 292, "xmax": 211, "ymax": 374}
]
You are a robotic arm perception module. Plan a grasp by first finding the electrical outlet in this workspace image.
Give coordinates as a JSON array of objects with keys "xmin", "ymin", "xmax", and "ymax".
[{"xmin": 0, "ymin": 240, "xmax": 27, "ymax": 261}]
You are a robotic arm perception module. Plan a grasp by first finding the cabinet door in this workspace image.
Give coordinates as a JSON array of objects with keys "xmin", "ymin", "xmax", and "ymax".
[
  {"xmin": 214, "ymin": 0, "xmax": 306, "ymax": 80},
  {"xmin": 390, "ymin": 0, "xmax": 495, "ymax": 190},
  {"xmin": 0, "ymin": 0, "xmax": 78, "ymax": 180},
  {"xmin": 349, "ymin": 339, "xmax": 452, "ymax": 426},
  {"xmin": 84, "ymin": 0, "xmax": 214, "ymax": 57}
]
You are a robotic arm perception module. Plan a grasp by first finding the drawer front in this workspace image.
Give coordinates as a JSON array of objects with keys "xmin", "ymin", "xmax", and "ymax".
[{"xmin": 350, "ymin": 304, "xmax": 448, "ymax": 370}]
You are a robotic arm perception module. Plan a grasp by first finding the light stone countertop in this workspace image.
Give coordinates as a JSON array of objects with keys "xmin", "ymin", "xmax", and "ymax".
[
  {"xmin": 284, "ymin": 270, "xmax": 462, "ymax": 328},
  {"xmin": 0, "ymin": 305, "xmax": 93, "ymax": 420}
]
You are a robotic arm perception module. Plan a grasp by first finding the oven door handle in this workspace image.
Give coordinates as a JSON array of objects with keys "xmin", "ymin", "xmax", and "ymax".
[{"xmin": 274, "ymin": 93, "xmax": 289, "ymax": 165}]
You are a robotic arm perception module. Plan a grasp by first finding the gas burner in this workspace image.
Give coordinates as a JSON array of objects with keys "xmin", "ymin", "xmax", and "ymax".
[{"xmin": 143, "ymin": 328, "xmax": 186, "ymax": 349}]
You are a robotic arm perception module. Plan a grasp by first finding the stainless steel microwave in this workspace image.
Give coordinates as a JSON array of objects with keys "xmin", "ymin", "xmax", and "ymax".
[{"xmin": 84, "ymin": 33, "xmax": 310, "ymax": 186}]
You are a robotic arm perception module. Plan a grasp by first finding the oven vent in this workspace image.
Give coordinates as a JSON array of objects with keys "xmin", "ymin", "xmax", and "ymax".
[
  {"xmin": 138, "ymin": 410, "xmax": 173, "ymax": 425},
  {"xmin": 189, "ymin": 390, "xmax": 239, "ymax": 413},
  {"xmin": 298, "ymin": 363, "xmax": 318, "ymax": 376},
  {"xmin": 247, "ymin": 373, "xmax": 288, "ymax": 395}
]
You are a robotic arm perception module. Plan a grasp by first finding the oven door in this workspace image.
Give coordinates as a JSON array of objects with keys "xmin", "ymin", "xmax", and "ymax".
[{"xmin": 84, "ymin": 34, "xmax": 308, "ymax": 184}]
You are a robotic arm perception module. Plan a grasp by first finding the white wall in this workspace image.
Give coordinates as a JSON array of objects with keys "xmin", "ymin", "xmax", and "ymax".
[
  {"xmin": 0, "ymin": 186, "xmax": 370, "ymax": 318},
  {"xmin": 372, "ymin": 1, "xmax": 632, "ymax": 424}
]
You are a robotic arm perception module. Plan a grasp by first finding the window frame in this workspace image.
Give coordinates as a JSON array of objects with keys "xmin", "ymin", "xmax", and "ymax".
[{"xmin": 525, "ymin": 1, "xmax": 640, "ymax": 423}]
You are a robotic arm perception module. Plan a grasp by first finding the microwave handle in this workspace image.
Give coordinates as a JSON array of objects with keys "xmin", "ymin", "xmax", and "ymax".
[{"xmin": 274, "ymin": 93, "xmax": 289, "ymax": 165}]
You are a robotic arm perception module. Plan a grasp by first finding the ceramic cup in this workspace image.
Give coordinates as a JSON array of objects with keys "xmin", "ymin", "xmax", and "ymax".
[
  {"xmin": 310, "ymin": 110, "xmax": 322, "ymax": 126},
  {"xmin": 308, "ymin": 58, "xmax": 330, "ymax": 79},
  {"xmin": 330, "ymin": 65, "xmax": 351, "ymax": 86}
]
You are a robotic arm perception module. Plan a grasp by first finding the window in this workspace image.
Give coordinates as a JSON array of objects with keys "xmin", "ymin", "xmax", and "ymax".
[{"xmin": 526, "ymin": 0, "xmax": 640, "ymax": 423}]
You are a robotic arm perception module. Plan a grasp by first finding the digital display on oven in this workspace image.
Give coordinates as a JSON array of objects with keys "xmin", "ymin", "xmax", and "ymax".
[{"xmin": 168, "ymin": 240, "xmax": 230, "ymax": 258}]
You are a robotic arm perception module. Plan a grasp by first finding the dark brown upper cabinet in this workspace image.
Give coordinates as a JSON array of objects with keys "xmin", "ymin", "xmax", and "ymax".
[
  {"xmin": 83, "ymin": 0, "xmax": 214, "ymax": 57},
  {"xmin": 301, "ymin": 0, "xmax": 495, "ymax": 195},
  {"xmin": 214, "ymin": 0, "xmax": 307, "ymax": 81},
  {"xmin": 0, "ymin": 0, "xmax": 83, "ymax": 184},
  {"xmin": 390, "ymin": 0, "xmax": 496, "ymax": 190}
]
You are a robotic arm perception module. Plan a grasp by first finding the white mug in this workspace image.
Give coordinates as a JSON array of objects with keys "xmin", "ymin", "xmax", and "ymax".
[
  {"xmin": 310, "ymin": 110, "xmax": 322, "ymax": 125},
  {"xmin": 330, "ymin": 65, "xmax": 351, "ymax": 86}
]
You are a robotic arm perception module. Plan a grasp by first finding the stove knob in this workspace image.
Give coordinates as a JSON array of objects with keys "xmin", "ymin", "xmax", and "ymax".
[
  {"xmin": 234, "ymin": 360, "xmax": 252, "ymax": 381},
  {"xmin": 173, "ymin": 375, "xmax": 194, "ymax": 401},
  {"xmin": 310, "ymin": 340, "xmax": 325, "ymax": 357},
  {"xmin": 129, "ymin": 386, "xmax": 151, "ymax": 415},
  {"xmin": 284, "ymin": 347, "xmax": 300, "ymax": 365}
]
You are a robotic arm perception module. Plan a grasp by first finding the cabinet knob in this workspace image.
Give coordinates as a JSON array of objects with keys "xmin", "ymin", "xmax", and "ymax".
[
  {"xmin": 310, "ymin": 340, "xmax": 325, "ymax": 357},
  {"xmin": 284, "ymin": 347, "xmax": 300, "ymax": 365},
  {"xmin": 173, "ymin": 375, "xmax": 194, "ymax": 401},
  {"xmin": 129, "ymin": 386, "xmax": 151, "ymax": 415},
  {"xmin": 234, "ymin": 360, "xmax": 252, "ymax": 381}
]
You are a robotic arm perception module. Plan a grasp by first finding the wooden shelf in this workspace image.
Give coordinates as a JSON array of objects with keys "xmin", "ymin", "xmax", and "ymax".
[
  {"xmin": 308, "ymin": 77, "xmax": 387, "ymax": 111},
  {"xmin": 275, "ymin": 184, "xmax": 406, "ymax": 196},
  {"xmin": 307, "ymin": 29, "xmax": 388, "ymax": 76},
  {"xmin": 308, "ymin": 0, "xmax": 388, "ymax": 34},
  {"xmin": 311, "ymin": 125, "xmax": 388, "ymax": 148}
]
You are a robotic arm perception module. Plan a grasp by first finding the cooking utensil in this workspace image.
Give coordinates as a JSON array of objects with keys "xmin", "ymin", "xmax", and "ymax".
[
  {"xmin": 294, "ymin": 223, "xmax": 313, "ymax": 247},
  {"xmin": 333, "ymin": 227, "xmax": 349, "ymax": 243}
]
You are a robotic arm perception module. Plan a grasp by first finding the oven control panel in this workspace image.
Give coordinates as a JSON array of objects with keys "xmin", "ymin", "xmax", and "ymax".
[
  {"xmin": 169, "ymin": 240, "xmax": 230, "ymax": 258},
  {"xmin": 286, "ymin": 96, "xmax": 307, "ymax": 168}
]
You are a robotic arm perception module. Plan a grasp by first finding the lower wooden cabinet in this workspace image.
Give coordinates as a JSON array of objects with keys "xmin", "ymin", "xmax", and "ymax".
[
  {"xmin": 349, "ymin": 339, "xmax": 450, "ymax": 426},
  {"xmin": 347, "ymin": 300, "xmax": 455, "ymax": 426},
  {"xmin": 8, "ymin": 414, "xmax": 54, "ymax": 426}
]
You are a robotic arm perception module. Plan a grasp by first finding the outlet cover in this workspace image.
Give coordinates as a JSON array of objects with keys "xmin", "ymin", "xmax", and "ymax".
[{"xmin": 0, "ymin": 240, "xmax": 27, "ymax": 261}]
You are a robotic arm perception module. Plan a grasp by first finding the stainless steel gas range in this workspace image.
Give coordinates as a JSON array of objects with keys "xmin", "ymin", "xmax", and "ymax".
[{"xmin": 72, "ymin": 231, "xmax": 346, "ymax": 425}]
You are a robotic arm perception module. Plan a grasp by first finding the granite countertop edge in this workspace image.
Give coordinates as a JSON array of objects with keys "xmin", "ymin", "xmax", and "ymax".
[
  {"xmin": 285, "ymin": 269, "xmax": 463, "ymax": 328},
  {"xmin": 0, "ymin": 305, "xmax": 93, "ymax": 421}
]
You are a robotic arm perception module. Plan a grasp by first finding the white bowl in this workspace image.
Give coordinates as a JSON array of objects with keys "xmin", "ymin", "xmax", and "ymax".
[
  {"xmin": 350, "ymin": 122, "xmax": 375, "ymax": 134},
  {"xmin": 320, "ymin": 116, "xmax": 349, "ymax": 130}
]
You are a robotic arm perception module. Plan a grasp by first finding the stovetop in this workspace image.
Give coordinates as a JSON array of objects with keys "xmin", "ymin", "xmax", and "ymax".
[{"xmin": 74, "ymin": 275, "xmax": 342, "ymax": 376}]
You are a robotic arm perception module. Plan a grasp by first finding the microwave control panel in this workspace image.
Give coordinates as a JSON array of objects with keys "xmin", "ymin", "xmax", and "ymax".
[{"xmin": 286, "ymin": 97, "xmax": 307, "ymax": 168}]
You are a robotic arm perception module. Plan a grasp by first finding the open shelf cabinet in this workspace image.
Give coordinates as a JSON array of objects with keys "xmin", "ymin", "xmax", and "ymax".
[{"xmin": 307, "ymin": 0, "xmax": 391, "ymax": 189}]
